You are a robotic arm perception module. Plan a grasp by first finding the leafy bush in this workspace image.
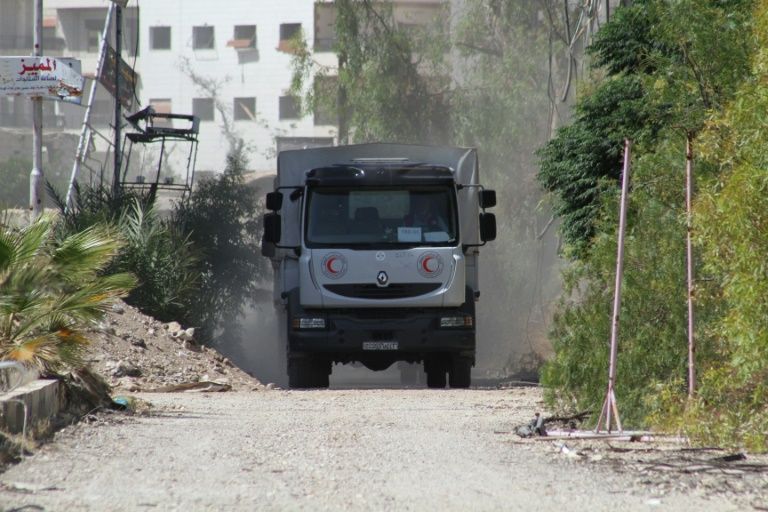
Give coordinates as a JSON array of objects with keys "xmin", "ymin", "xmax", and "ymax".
[
  {"xmin": 0, "ymin": 215, "xmax": 135, "ymax": 373},
  {"xmin": 50, "ymin": 148, "xmax": 269, "ymax": 346},
  {"xmin": 50, "ymin": 184, "xmax": 198, "ymax": 324},
  {"xmin": 172, "ymin": 150, "xmax": 267, "ymax": 343},
  {"xmin": 539, "ymin": 0, "xmax": 756, "ymax": 429},
  {"xmin": 644, "ymin": 0, "xmax": 768, "ymax": 451},
  {"xmin": 116, "ymin": 199, "xmax": 198, "ymax": 323}
]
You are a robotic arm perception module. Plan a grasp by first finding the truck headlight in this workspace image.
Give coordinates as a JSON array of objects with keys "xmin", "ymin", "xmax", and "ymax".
[
  {"xmin": 292, "ymin": 317, "xmax": 326, "ymax": 329},
  {"xmin": 440, "ymin": 316, "xmax": 473, "ymax": 328}
]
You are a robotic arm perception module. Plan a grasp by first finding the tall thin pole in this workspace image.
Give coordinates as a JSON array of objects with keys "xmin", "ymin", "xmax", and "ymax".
[
  {"xmin": 596, "ymin": 139, "xmax": 631, "ymax": 433},
  {"xmin": 112, "ymin": 5, "xmax": 122, "ymax": 198},
  {"xmin": 686, "ymin": 136, "xmax": 696, "ymax": 398},
  {"xmin": 65, "ymin": 4, "xmax": 115, "ymax": 211},
  {"xmin": 29, "ymin": 0, "xmax": 44, "ymax": 219}
]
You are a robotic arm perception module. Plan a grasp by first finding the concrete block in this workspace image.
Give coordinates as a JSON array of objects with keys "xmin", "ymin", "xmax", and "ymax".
[
  {"xmin": 0, "ymin": 379, "xmax": 63, "ymax": 435},
  {"xmin": 0, "ymin": 362, "xmax": 39, "ymax": 392}
]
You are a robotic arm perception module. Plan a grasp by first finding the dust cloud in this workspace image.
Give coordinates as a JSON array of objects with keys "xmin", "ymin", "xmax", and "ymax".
[{"xmin": 216, "ymin": 2, "xmax": 571, "ymax": 384}]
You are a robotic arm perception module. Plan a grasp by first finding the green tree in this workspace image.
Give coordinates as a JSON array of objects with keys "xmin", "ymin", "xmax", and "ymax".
[
  {"xmin": 172, "ymin": 150, "xmax": 268, "ymax": 343},
  {"xmin": 0, "ymin": 215, "xmax": 134, "ymax": 372},
  {"xmin": 291, "ymin": 0, "xmax": 450, "ymax": 144},
  {"xmin": 539, "ymin": 0, "xmax": 756, "ymax": 428},
  {"xmin": 656, "ymin": 0, "xmax": 768, "ymax": 451}
]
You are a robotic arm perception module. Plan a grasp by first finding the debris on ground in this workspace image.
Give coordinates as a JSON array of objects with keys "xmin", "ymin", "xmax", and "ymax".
[
  {"xmin": 86, "ymin": 300, "xmax": 263, "ymax": 393},
  {"xmin": 515, "ymin": 412, "xmax": 547, "ymax": 437},
  {"xmin": 514, "ymin": 410, "xmax": 590, "ymax": 438}
]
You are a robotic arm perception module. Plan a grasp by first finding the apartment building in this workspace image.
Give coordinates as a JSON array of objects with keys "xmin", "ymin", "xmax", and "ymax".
[
  {"xmin": 137, "ymin": 0, "xmax": 336, "ymax": 174},
  {"xmin": 0, "ymin": 0, "xmax": 445, "ymax": 177}
]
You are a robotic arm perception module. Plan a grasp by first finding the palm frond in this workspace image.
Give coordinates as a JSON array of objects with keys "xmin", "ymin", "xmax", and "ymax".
[
  {"xmin": 15, "ymin": 215, "xmax": 54, "ymax": 264},
  {"xmin": 53, "ymin": 224, "xmax": 124, "ymax": 278}
]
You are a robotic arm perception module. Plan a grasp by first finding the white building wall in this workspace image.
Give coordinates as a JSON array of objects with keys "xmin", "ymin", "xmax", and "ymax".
[{"xmin": 138, "ymin": 0, "xmax": 335, "ymax": 175}]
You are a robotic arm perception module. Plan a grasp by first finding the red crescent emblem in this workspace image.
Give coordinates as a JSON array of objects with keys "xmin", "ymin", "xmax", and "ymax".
[
  {"xmin": 321, "ymin": 253, "xmax": 347, "ymax": 279},
  {"xmin": 421, "ymin": 256, "xmax": 434, "ymax": 273}
]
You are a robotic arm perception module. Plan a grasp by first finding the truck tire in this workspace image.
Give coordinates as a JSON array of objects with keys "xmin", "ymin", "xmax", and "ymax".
[{"xmin": 449, "ymin": 358, "xmax": 472, "ymax": 389}]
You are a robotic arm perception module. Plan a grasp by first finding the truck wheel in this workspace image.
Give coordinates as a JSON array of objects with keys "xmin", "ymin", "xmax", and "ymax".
[
  {"xmin": 425, "ymin": 359, "xmax": 447, "ymax": 389},
  {"xmin": 449, "ymin": 358, "xmax": 472, "ymax": 389}
]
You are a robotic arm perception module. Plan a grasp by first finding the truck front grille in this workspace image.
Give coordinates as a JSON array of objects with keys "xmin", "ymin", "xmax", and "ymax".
[{"xmin": 324, "ymin": 283, "xmax": 441, "ymax": 299}]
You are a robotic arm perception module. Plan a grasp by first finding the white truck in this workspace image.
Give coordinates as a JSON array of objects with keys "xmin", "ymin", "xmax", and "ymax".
[{"xmin": 261, "ymin": 143, "xmax": 496, "ymax": 388}]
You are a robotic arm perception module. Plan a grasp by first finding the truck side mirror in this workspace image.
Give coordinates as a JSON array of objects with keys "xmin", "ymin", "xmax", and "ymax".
[
  {"xmin": 263, "ymin": 213, "xmax": 282, "ymax": 244},
  {"xmin": 480, "ymin": 213, "xmax": 496, "ymax": 242},
  {"xmin": 266, "ymin": 192, "xmax": 283, "ymax": 211},
  {"xmin": 480, "ymin": 190, "xmax": 497, "ymax": 209}
]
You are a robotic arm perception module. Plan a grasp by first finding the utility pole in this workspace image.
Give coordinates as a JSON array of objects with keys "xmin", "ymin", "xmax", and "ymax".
[
  {"xmin": 65, "ymin": 4, "xmax": 114, "ymax": 212},
  {"xmin": 112, "ymin": 4, "xmax": 122, "ymax": 198},
  {"xmin": 29, "ymin": 0, "xmax": 44, "ymax": 219}
]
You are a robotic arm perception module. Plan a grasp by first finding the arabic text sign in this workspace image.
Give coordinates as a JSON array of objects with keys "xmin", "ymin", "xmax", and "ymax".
[
  {"xmin": 0, "ymin": 56, "xmax": 84, "ymax": 102},
  {"xmin": 100, "ymin": 45, "xmax": 138, "ymax": 110}
]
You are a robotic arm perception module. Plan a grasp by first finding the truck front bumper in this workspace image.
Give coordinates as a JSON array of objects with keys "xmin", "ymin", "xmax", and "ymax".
[{"xmin": 286, "ymin": 288, "xmax": 476, "ymax": 363}]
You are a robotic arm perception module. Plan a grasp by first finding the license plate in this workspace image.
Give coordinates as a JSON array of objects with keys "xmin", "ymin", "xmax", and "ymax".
[{"xmin": 363, "ymin": 341, "xmax": 399, "ymax": 351}]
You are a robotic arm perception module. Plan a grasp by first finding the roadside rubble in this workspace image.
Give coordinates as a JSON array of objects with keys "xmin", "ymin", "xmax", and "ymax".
[
  {"xmin": 86, "ymin": 301, "xmax": 264, "ymax": 393},
  {"xmin": 511, "ymin": 410, "xmax": 768, "ymax": 509}
]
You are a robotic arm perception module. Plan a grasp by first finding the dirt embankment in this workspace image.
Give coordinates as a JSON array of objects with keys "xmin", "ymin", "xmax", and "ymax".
[{"xmin": 86, "ymin": 301, "xmax": 264, "ymax": 393}]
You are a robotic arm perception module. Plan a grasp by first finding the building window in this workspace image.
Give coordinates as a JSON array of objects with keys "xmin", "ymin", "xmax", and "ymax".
[
  {"xmin": 279, "ymin": 95, "xmax": 301, "ymax": 120},
  {"xmin": 85, "ymin": 19, "xmax": 103, "ymax": 53},
  {"xmin": 314, "ymin": 3, "xmax": 337, "ymax": 52},
  {"xmin": 150, "ymin": 26, "xmax": 171, "ymax": 50},
  {"xmin": 234, "ymin": 97, "xmax": 256, "ymax": 121},
  {"xmin": 228, "ymin": 25, "xmax": 256, "ymax": 49},
  {"xmin": 193, "ymin": 26, "xmax": 215, "ymax": 50},
  {"xmin": 278, "ymin": 23, "xmax": 301, "ymax": 52},
  {"xmin": 193, "ymin": 98, "xmax": 214, "ymax": 121}
]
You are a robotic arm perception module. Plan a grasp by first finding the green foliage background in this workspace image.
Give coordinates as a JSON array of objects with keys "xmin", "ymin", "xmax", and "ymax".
[
  {"xmin": 538, "ymin": 0, "xmax": 768, "ymax": 449},
  {"xmin": 52, "ymin": 148, "xmax": 266, "ymax": 346}
]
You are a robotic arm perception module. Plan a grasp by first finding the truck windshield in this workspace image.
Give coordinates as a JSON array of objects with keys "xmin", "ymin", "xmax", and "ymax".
[{"xmin": 305, "ymin": 187, "xmax": 458, "ymax": 247}]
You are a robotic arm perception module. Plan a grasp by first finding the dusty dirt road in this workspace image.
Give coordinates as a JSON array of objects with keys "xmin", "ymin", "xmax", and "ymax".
[{"xmin": 0, "ymin": 388, "xmax": 758, "ymax": 511}]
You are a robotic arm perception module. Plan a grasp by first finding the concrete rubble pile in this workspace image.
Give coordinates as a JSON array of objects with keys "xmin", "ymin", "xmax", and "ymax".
[{"xmin": 88, "ymin": 301, "xmax": 263, "ymax": 393}]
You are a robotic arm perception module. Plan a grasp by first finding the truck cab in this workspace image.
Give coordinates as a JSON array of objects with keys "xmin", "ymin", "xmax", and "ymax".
[{"xmin": 262, "ymin": 144, "xmax": 496, "ymax": 389}]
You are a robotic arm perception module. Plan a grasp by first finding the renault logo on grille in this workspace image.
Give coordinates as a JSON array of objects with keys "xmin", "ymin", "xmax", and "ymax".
[{"xmin": 376, "ymin": 271, "xmax": 389, "ymax": 287}]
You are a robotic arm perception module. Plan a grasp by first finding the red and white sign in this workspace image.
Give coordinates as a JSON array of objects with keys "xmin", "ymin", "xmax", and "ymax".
[
  {"xmin": 417, "ymin": 252, "xmax": 444, "ymax": 278},
  {"xmin": 0, "ymin": 56, "xmax": 84, "ymax": 102},
  {"xmin": 321, "ymin": 253, "xmax": 348, "ymax": 279}
]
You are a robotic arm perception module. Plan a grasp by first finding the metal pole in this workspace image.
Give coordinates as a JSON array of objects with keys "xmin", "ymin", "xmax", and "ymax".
[
  {"xmin": 65, "ymin": 4, "xmax": 115, "ymax": 212},
  {"xmin": 596, "ymin": 139, "xmax": 631, "ymax": 433},
  {"xmin": 112, "ymin": 5, "xmax": 123, "ymax": 198},
  {"xmin": 29, "ymin": 0, "xmax": 44, "ymax": 219},
  {"xmin": 686, "ymin": 136, "xmax": 696, "ymax": 398}
]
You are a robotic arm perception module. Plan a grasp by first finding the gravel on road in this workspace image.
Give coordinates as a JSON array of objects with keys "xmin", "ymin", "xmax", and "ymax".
[{"xmin": 0, "ymin": 388, "xmax": 759, "ymax": 512}]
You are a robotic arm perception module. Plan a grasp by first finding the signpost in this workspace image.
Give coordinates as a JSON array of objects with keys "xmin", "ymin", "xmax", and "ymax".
[
  {"xmin": 0, "ymin": 56, "xmax": 84, "ymax": 101},
  {"xmin": 100, "ymin": 45, "xmax": 136, "ymax": 111}
]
